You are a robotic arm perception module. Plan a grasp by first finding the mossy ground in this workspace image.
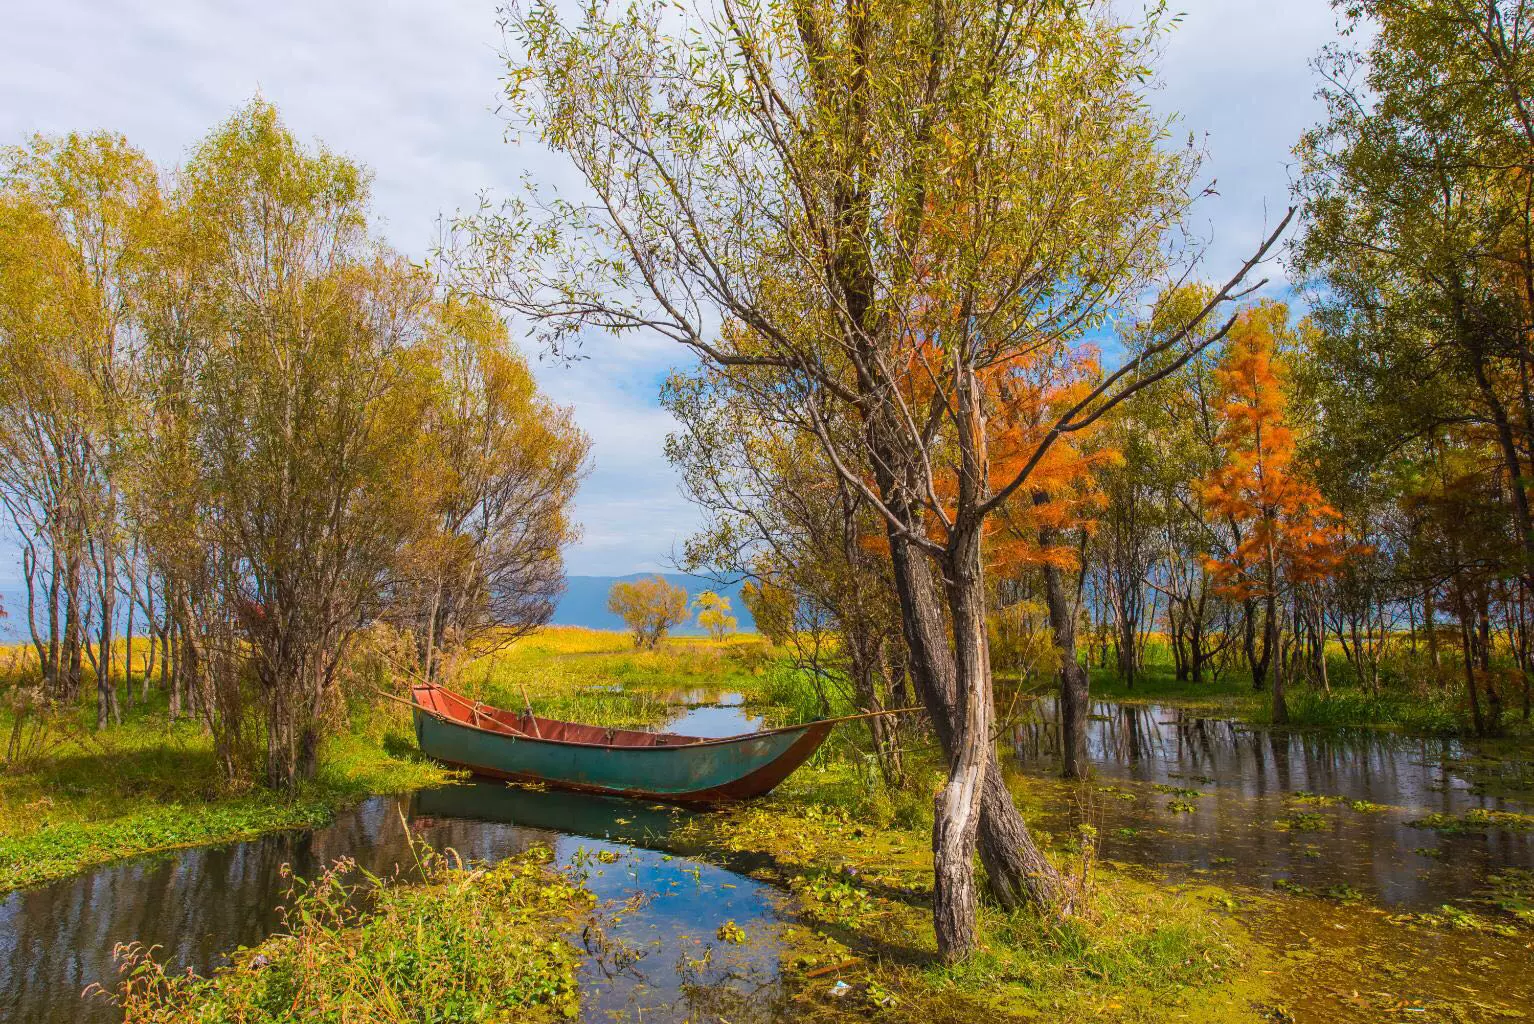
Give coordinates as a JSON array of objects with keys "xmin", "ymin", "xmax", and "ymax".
[{"xmin": 664, "ymin": 759, "xmax": 1280, "ymax": 1023}]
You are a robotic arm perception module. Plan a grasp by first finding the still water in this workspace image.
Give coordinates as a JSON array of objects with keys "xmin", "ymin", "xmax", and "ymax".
[
  {"xmin": 1012, "ymin": 697, "xmax": 1534, "ymax": 910},
  {"xmin": 0, "ymin": 700, "xmax": 787, "ymax": 1024}
]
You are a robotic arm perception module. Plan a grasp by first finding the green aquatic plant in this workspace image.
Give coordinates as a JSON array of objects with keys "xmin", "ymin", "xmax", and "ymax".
[
  {"xmin": 1388, "ymin": 904, "xmax": 1521, "ymax": 937},
  {"xmin": 1273, "ymin": 811, "xmax": 1329, "ymax": 832},
  {"xmin": 1478, "ymin": 869, "xmax": 1534, "ymax": 926},
  {"xmin": 1285, "ymin": 790, "xmax": 1342, "ymax": 807},
  {"xmin": 1407, "ymin": 808, "xmax": 1534, "ymax": 834}
]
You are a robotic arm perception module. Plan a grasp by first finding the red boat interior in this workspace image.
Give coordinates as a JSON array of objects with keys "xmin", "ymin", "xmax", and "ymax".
[{"xmin": 412, "ymin": 684, "xmax": 706, "ymax": 747}]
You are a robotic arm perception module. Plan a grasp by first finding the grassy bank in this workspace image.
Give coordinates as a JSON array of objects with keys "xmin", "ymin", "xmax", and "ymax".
[
  {"xmin": 0, "ymin": 687, "xmax": 454, "ymax": 892},
  {"xmin": 100, "ymin": 844, "xmax": 590, "ymax": 1023},
  {"xmin": 462, "ymin": 626, "xmax": 777, "ymax": 727},
  {"xmin": 0, "ymin": 628, "xmax": 775, "ymax": 892}
]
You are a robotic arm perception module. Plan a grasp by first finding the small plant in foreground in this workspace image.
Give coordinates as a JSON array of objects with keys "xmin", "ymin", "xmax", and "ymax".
[{"xmin": 92, "ymin": 836, "xmax": 591, "ymax": 1023}]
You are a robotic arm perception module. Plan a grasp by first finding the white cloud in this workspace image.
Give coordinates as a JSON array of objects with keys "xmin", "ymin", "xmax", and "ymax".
[{"xmin": 0, "ymin": 0, "xmax": 1347, "ymax": 576}]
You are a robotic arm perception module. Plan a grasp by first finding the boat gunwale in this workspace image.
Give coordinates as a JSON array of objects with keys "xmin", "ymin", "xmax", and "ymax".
[{"xmin": 411, "ymin": 682, "xmax": 817, "ymax": 753}]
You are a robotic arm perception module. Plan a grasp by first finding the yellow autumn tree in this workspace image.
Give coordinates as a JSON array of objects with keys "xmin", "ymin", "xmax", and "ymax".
[
  {"xmin": 607, "ymin": 576, "xmax": 688, "ymax": 649},
  {"xmin": 693, "ymin": 590, "xmax": 737, "ymax": 640}
]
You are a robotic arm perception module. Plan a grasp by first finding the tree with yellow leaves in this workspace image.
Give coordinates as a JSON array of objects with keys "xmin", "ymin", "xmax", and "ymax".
[
  {"xmin": 693, "ymin": 591, "xmax": 737, "ymax": 641},
  {"xmin": 608, "ymin": 576, "xmax": 688, "ymax": 650}
]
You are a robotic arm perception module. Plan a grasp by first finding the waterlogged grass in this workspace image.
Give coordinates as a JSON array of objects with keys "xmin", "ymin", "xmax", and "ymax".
[
  {"xmin": 1264, "ymin": 686, "xmax": 1466, "ymax": 735},
  {"xmin": 100, "ymin": 845, "xmax": 591, "ymax": 1023},
  {"xmin": 672, "ymin": 782, "xmax": 1273, "ymax": 1023},
  {"xmin": 1080, "ymin": 639, "xmax": 1519, "ymax": 738},
  {"xmin": 0, "ymin": 693, "xmax": 453, "ymax": 892}
]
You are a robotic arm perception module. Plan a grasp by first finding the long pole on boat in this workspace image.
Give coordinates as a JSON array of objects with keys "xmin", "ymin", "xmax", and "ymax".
[{"xmin": 517, "ymin": 683, "xmax": 543, "ymax": 738}]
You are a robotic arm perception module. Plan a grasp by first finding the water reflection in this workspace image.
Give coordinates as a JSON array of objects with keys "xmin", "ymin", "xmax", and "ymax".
[
  {"xmin": 0, "ymin": 780, "xmax": 785, "ymax": 1024},
  {"xmin": 1012, "ymin": 697, "xmax": 1534, "ymax": 910}
]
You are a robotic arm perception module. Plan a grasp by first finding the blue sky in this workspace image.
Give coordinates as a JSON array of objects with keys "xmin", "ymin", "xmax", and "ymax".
[{"xmin": 0, "ymin": 0, "xmax": 1344, "ymax": 577}]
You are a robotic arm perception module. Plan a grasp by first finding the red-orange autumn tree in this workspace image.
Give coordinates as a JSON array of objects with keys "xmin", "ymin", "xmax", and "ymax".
[
  {"xmin": 1202, "ymin": 303, "xmax": 1345, "ymax": 723},
  {"xmin": 983, "ymin": 348, "xmax": 1112, "ymax": 778}
]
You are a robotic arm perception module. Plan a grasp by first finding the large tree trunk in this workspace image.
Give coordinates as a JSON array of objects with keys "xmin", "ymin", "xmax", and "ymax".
[
  {"xmin": 931, "ymin": 528, "xmax": 990, "ymax": 959},
  {"xmin": 887, "ymin": 525, "xmax": 1061, "ymax": 912}
]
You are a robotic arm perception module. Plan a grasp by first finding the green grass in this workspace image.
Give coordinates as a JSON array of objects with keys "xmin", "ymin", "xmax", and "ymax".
[
  {"xmin": 0, "ymin": 628, "xmax": 777, "ymax": 891},
  {"xmin": 100, "ymin": 844, "xmax": 591, "ymax": 1023},
  {"xmin": 459, "ymin": 627, "xmax": 777, "ymax": 729},
  {"xmin": 1081, "ymin": 639, "xmax": 1517, "ymax": 737},
  {"xmin": 671, "ymin": 773, "xmax": 1275, "ymax": 1023},
  {"xmin": 0, "ymin": 688, "xmax": 453, "ymax": 892}
]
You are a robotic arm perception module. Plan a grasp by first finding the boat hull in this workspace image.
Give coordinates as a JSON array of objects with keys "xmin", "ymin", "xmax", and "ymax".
[{"xmin": 411, "ymin": 690, "xmax": 832, "ymax": 804}]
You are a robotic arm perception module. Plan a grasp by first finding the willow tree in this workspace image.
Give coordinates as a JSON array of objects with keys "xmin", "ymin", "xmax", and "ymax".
[
  {"xmin": 144, "ymin": 102, "xmax": 439, "ymax": 791},
  {"xmin": 408, "ymin": 296, "xmax": 590, "ymax": 680},
  {"xmin": 0, "ymin": 133, "xmax": 160, "ymax": 725},
  {"xmin": 471, "ymin": 0, "xmax": 1287, "ymax": 956}
]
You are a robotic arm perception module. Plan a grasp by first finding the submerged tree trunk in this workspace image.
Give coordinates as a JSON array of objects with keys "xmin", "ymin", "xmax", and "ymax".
[{"xmin": 1037, "ymin": 493, "xmax": 1088, "ymax": 780}]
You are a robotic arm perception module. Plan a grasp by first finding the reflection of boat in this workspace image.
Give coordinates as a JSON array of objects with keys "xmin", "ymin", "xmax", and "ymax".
[
  {"xmin": 412, "ymin": 780, "xmax": 687, "ymax": 845},
  {"xmin": 411, "ymin": 683, "xmax": 895, "ymax": 804}
]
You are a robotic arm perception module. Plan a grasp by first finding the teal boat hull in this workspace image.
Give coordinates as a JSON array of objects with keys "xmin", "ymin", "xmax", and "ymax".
[{"xmin": 411, "ymin": 684, "xmax": 832, "ymax": 804}]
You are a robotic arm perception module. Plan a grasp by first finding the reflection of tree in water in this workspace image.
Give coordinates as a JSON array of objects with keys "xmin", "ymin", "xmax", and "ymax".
[{"xmin": 1006, "ymin": 696, "xmax": 1534, "ymax": 917}]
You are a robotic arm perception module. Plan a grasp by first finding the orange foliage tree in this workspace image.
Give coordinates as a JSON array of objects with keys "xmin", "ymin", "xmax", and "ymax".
[{"xmin": 1202, "ymin": 304, "xmax": 1345, "ymax": 722}]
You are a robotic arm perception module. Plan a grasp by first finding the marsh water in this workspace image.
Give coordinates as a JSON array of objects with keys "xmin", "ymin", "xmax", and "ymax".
[
  {"xmin": 0, "ymin": 699, "xmax": 788, "ymax": 1024},
  {"xmin": 3, "ymin": 693, "xmax": 1533, "ymax": 1022},
  {"xmin": 1011, "ymin": 697, "xmax": 1534, "ymax": 912}
]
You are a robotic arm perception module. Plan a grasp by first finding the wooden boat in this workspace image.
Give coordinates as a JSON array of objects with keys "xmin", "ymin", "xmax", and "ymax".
[{"xmin": 410, "ymin": 683, "xmax": 905, "ymax": 805}]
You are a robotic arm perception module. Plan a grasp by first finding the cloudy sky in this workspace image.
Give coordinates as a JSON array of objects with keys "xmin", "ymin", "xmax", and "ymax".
[{"xmin": 0, "ymin": 0, "xmax": 1345, "ymax": 577}]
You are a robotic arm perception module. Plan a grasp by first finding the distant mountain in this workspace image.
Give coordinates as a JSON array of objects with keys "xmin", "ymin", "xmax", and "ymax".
[
  {"xmin": 553, "ymin": 573, "xmax": 755, "ymax": 634},
  {"xmin": 0, "ymin": 573, "xmax": 757, "ymax": 643}
]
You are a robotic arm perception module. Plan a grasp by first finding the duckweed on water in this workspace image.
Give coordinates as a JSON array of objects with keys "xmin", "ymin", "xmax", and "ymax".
[{"xmin": 1406, "ymin": 808, "xmax": 1534, "ymax": 833}]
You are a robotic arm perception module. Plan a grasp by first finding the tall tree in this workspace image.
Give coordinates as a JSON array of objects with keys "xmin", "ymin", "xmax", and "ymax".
[
  {"xmin": 1202, "ymin": 304, "xmax": 1346, "ymax": 723},
  {"xmin": 408, "ymin": 295, "xmax": 590, "ymax": 679},
  {"xmin": 147, "ymin": 101, "xmax": 439, "ymax": 790},
  {"xmin": 0, "ymin": 132, "xmax": 160, "ymax": 725},
  {"xmin": 470, "ymin": 0, "xmax": 1288, "ymax": 955}
]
